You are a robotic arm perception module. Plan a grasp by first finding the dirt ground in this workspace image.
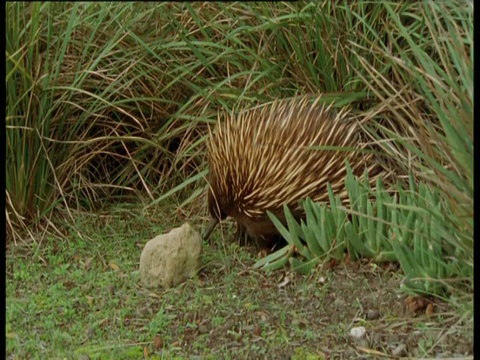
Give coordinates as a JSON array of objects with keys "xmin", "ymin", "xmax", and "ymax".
[
  {"xmin": 6, "ymin": 209, "xmax": 474, "ymax": 359},
  {"xmin": 145, "ymin": 243, "xmax": 473, "ymax": 359}
]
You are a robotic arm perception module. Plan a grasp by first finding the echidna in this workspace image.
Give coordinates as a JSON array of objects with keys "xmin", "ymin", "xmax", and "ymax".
[{"xmin": 204, "ymin": 95, "xmax": 387, "ymax": 247}]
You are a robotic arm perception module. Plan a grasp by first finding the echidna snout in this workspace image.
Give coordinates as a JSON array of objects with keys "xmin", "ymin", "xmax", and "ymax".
[
  {"xmin": 207, "ymin": 189, "xmax": 227, "ymax": 221},
  {"xmin": 203, "ymin": 189, "xmax": 226, "ymax": 240}
]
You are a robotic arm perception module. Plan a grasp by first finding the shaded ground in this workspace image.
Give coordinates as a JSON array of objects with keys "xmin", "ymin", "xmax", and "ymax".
[{"xmin": 6, "ymin": 206, "xmax": 473, "ymax": 359}]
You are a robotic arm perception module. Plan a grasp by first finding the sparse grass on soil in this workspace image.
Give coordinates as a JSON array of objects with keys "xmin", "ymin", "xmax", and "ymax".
[{"xmin": 6, "ymin": 206, "xmax": 473, "ymax": 359}]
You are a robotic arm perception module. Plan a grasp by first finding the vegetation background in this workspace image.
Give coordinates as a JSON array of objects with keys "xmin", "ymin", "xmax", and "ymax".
[{"xmin": 6, "ymin": 1, "xmax": 473, "ymax": 359}]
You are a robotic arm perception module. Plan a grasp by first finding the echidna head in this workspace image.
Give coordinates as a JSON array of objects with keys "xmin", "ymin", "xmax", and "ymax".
[
  {"xmin": 207, "ymin": 189, "xmax": 227, "ymax": 220},
  {"xmin": 203, "ymin": 188, "xmax": 228, "ymax": 241}
]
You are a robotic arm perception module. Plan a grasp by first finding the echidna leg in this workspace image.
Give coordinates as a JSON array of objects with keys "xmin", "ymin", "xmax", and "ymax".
[
  {"xmin": 234, "ymin": 223, "xmax": 251, "ymax": 246},
  {"xmin": 256, "ymin": 235, "xmax": 287, "ymax": 251}
]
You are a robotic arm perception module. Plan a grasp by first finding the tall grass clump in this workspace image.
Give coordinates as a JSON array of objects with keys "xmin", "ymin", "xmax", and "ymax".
[
  {"xmin": 350, "ymin": 1, "xmax": 473, "ymax": 262},
  {"xmin": 5, "ymin": 2, "xmax": 414, "ymax": 240},
  {"xmin": 256, "ymin": 1, "xmax": 473, "ymax": 299},
  {"xmin": 5, "ymin": 3, "xmax": 203, "ymax": 241}
]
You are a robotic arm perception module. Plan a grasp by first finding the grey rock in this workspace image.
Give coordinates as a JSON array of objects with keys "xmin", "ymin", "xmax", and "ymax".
[{"xmin": 140, "ymin": 223, "xmax": 202, "ymax": 288}]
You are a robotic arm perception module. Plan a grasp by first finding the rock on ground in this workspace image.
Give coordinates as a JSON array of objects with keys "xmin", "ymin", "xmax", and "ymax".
[{"xmin": 140, "ymin": 223, "xmax": 202, "ymax": 288}]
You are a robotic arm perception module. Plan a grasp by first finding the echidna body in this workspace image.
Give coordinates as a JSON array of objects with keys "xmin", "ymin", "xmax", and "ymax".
[{"xmin": 205, "ymin": 95, "xmax": 384, "ymax": 246}]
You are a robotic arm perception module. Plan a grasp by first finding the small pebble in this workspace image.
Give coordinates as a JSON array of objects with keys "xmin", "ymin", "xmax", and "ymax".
[
  {"xmin": 350, "ymin": 326, "xmax": 366, "ymax": 339},
  {"xmin": 366, "ymin": 309, "xmax": 380, "ymax": 320}
]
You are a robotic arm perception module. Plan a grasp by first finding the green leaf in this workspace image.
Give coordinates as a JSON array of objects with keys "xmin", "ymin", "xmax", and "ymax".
[
  {"xmin": 366, "ymin": 201, "xmax": 377, "ymax": 252},
  {"xmin": 301, "ymin": 220, "xmax": 323, "ymax": 257},
  {"xmin": 319, "ymin": 206, "xmax": 330, "ymax": 253},
  {"xmin": 345, "ymin": 222, "xmax": 361, "ymax": 260},
  {"xmin": 289, "ymin": 257, "xmax": 319, "ymax": 275},
  {"xmin": 391, "ymin": 230, "xmax": 421, "ymax": 282},
  {"xmin": 304, "ymin": 199, "xmax": 325, "ymax": 255},
  {"xmin": 283, "ymin": 204, "xmax": 311, "ymax": 260},
  {"xmin": 327, "ymin": 183, "xmax": 337, "ymax": 214},
  {"xmin": 267, "ymin": 210, "xmax": 293, "ymax": 245},
  {"xmin": 401, "ymin": 210, "xmax": 416, "ymax": 247},
  {"xmin": 323, "ymin": 207, "xmax": 336, "ymax": 252},
  {"xmin": 253, "ymin": 245, "xmax": 294, "ymax": 271},
  {"xmin": 375, "ymin": 251, "xmax": 398, "ymax": 263}
]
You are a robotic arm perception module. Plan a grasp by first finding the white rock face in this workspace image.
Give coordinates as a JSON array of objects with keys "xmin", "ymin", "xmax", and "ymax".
[
  {"xmin": 140, "ymin": 223, "xmax": 202, "ymax": 288},
  {"xmin": 349, "ymin": 326, "xmax": 366, "ymax": 339}
]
